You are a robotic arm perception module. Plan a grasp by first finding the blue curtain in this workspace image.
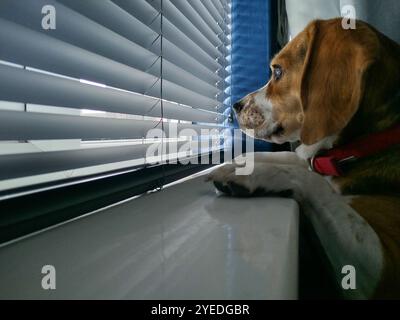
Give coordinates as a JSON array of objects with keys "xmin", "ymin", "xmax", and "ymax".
[{"xmin": 230, "ymin": 0, "xmax": 273, "ymax": 151}]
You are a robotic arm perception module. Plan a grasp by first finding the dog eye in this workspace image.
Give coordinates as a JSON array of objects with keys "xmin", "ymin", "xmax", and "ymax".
[{"xmin": 273, "ymin": 65, "xmax": 283, "ymax": 80}]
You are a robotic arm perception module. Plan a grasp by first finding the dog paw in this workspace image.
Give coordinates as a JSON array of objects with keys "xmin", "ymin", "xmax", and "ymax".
[{"xmin": 207, "ymin": 163, "xmax": 294, "ymax": 197}]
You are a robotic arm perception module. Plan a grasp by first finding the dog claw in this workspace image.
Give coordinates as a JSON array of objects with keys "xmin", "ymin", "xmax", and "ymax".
[{"xmin": 213, "ymin": 181, "xmax": 232, "ymax": 195}]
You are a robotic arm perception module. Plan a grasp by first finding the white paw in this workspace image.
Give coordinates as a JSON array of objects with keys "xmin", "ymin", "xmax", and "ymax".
[{"xmin": 207, "ymin": 163, "xmax": 297, "ymax": 197}]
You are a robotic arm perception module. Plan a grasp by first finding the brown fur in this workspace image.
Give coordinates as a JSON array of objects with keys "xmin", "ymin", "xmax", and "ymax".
[{"xmin": 350, "ymin": 196, "xmax": 400, "ymax": 299}]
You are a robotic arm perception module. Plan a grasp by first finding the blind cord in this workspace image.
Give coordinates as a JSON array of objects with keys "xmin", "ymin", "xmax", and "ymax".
[
  {"xmin": 145, "ymin": 1, "xmax": 165, "ymax": 193},
  {"xmin": 158, "ymin": 0, "xmax": 166, "ymax": 191}
]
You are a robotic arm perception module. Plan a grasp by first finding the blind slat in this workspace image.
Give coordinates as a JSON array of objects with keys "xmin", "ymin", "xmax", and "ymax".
[
  {"xmin": 0, "ymin": 19, "xmax": 221, "ymax": 105},
  {"xmin": 212, "ymin": 0, "xmax": 228, "ymax": 21},
  {"xmin": 189, "ymin": 1, "xmax": 223, "ymax": 36},
  {"xmin": 188, "ymin": 1, "xmax": 230, "ymax": 50},
  {"xmin": 0, "ymin": 4, "xmax": 221, "ymax": 105},
  {"xmin": 0, "ymin": 141, "xmax": 222, "ymax": 181},
  {"xmin": 0, "ymin": 64, "xmax": 224, "ymax": 122},
  {"xmin": 146, "ymin": 0, "xmax": 227, "ymax": 63},
  {"xmin": 200, "ymin": 0, "xmax": 230, "ymax": 34},
  {"xmin": 56, "ymin": 0, "xmax": 223, "ymax": 94},
  {"xmin": 59, "ymin": 0, "xmax": 222, "ymax": 84},
  {"xmin": 112, "ymin": 0, "xmax": 224, "ymax": 72},
  {"xmin": 0, "ymin": 110, "xmax": 224, "ymax": 141},
  {"xmin": 169, "ymin": 0, "xmax": 223, "ymax": 51}
]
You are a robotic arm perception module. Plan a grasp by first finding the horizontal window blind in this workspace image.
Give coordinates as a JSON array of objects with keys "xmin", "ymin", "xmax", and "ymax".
[{"xmin": 0, "ymin": 0, "xmax": 232, "ymax": 193}]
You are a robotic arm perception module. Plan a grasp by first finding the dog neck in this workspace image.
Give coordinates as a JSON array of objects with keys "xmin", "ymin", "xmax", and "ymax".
[
  {"xmin": 330, "ymin": 87, "xmax": 400, "ymax": 194},
  {"xmin": 295, "ymin": 89, "xmax": 400, "ymax": 161},
  {"xmin": 335, "ymin": 87, "xmax": 400, "ymax": 148}
]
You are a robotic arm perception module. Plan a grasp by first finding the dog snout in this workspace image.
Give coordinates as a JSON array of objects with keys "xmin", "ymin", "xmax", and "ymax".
[{"xmin": 233, "ymin": 101, "xmax": 244, "ymax": 113}]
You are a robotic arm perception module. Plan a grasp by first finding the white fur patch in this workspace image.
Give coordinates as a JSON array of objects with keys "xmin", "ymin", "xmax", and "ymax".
[{"xmin": 295, "ymin": 136, "xmax": 337, "ymax": 160}]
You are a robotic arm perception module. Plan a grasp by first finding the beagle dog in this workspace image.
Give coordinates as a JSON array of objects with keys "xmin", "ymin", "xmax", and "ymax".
[{"xmin": 208, "ymin": 18, "xmax": 400, "ymax": 299}]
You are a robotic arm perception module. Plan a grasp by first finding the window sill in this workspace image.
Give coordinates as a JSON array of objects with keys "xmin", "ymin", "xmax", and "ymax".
[{"xmin": 0, "ymin": 168, "xmax": 299, "ymax": 299}]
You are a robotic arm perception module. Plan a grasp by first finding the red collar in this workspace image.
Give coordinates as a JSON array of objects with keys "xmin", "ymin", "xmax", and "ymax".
[{"xmin": 310, "ymin": 124, "xmax": 400, "ymax": 176}]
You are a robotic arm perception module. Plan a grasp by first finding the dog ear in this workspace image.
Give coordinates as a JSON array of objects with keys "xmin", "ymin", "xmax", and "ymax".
[{"xmin": 299, "ymin": 19, "xmax": 376, "ymax": 145}]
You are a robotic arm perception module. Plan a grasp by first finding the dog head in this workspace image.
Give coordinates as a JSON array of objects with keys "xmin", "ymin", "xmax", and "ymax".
[{"xmin": 233, "ymin": 18, "xmax": 387, "ymax": 145}]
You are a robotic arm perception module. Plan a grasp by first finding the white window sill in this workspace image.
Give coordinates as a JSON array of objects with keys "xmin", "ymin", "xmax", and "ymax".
[{"xmin": 0, "ymin": 168, "xmax": 299, "ymax": 299}]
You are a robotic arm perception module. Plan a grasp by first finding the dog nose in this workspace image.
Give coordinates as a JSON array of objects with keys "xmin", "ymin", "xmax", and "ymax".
[{"xmin": 233, "ymin": 101, "xmax": 244, "ymax": 113}]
